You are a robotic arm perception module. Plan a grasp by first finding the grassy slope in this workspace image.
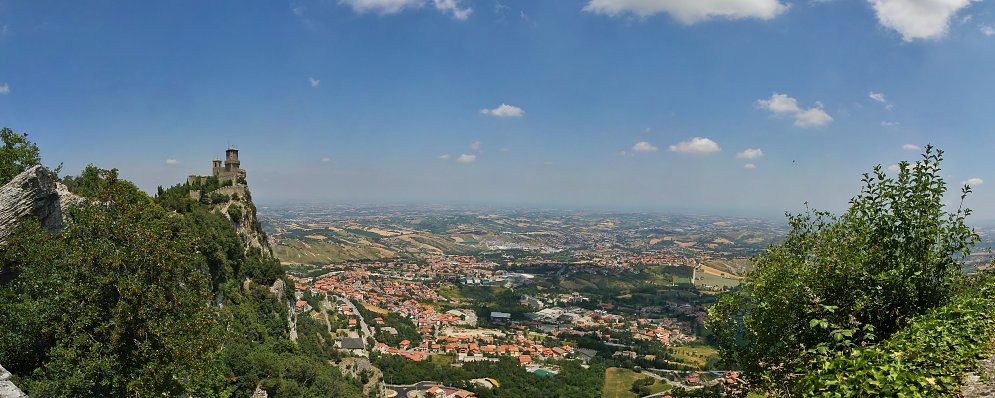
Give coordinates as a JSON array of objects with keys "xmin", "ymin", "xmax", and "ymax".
[{"xmin": 601, "ymin": 367, "xmax": 671, "ymax": 398}]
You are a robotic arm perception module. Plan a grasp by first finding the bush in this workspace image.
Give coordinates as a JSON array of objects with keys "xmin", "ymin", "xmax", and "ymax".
[
  {"xmin": 793, "ymin": 274, "xmax": 995, "ymax": 396},
  {"xmin": 707, "ymin": 147, "xmax": 979, "ymax": 390},
  {"xmin": 0, "ymin": 127, "xmax": 41, "ymax": 185},
  {"xmin": 228, "ymin": 206, "xmax": 243, "ymax": 223}
]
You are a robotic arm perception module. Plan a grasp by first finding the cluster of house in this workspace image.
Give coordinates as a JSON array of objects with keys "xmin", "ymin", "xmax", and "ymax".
[
  {"xmin": 290, "ymin": 268, "xmax": 477, "ymax": 334},
  {"xmin": 374, "ymin": 332, "xmax": 582, "ymax": 366},
  {"xmin": 424, "ymin": 386, "xmax": 476, "ymax": 398},
  {"xmin": 520, "ymin": 305, "xmax": 697, "ymax": 347},
  {"xmin": 624, "ymin": 252, "xmax": 698, "ymax": 267}
]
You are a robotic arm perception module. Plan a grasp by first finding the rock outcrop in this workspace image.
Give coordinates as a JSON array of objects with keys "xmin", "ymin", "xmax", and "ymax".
[
  {"xmin": 338, "ymin": 358, "xmax": 384, "ymax": 397},
  {"xmin": 0, "ymin": 165, "xmax": 82, "ymax": 245},
  {"xmin": 0, "ymin": 364, "xmax": 27, "ymax": 398},
  {"xmin": 219, "ymin": 198, "xmax": 271, "ymax": 256}
]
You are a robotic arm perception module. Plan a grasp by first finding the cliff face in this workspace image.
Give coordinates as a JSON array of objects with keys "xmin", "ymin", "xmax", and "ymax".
[
  {"xmin": 216, "ymin": 191, "xmax": 272, "ymax": 258},
  {"xmin": 0, "ymin": 165, "xmax": 82, "ymax": 245}
]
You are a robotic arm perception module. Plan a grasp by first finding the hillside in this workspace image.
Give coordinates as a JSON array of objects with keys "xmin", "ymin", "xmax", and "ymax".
[{"xmin": 0, "ymin": 131, "xmax": 365, "ymax": 397}]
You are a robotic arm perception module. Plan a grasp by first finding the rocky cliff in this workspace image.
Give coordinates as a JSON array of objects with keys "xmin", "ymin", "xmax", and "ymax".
[
  {"xmin": 0, "ymin": 165, "xmax": 82, "ymax": 245},
  {"xmin": 216, "ymin": 192, "xmax": 272, "ymax": 257}
]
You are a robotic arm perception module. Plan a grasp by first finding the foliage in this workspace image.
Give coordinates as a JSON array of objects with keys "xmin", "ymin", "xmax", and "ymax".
[
  {"xmin": 228, "ymin": 205, "xmax": 243, "ymax": 223},
  {"xmin": 792, "ymin": 274, "xmax": 995, "ymax": 396},
  {"xmin": 0, "ymin": 200, "xmax": 226, "ymax": 396},
  {"xmin": 1, "ymin": 158, "xmax": 360, "ymax": 397},
  {"xmin": 707, "ymin": 146, "xmax": 980, "ymax": 393},
  {"xmin": 374, "ymin": 353, "xmax": 606, "ymax": 398},
  {"xmin": 0, "ymin": 127, "xmax": 42, "ymax": 185},
  {"xmin": 221, "ymin": 284, "xmax": 360, "ymax": 397}
]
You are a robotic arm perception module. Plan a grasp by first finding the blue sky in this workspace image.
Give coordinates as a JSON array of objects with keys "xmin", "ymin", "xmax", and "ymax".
[{"xmin": 1, "ymin": 0, "xmax": 995, "ymax": 218}]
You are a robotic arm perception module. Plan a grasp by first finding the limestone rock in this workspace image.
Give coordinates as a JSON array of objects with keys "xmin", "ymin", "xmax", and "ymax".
[
  {"xmin": 269, "ymin": 278, "xmax": 285, "ymax": 299},
  {"xmin": 216, "ymin": 197, "xmax": 272, "ymax": 257},
  {"xmin": 338, "ymin": 358, "xmax": 384, "ymax": 397},
  {"xmin": 0, "ymin": 364, "xmax": 27, "ymax": 398},
  {"xmin": 0, "ymin": 165, "xmax": 82, "ymax": 245},
  {"xmin": 250, "ymin": 385, "xmax": 268, "ymax": 398}
]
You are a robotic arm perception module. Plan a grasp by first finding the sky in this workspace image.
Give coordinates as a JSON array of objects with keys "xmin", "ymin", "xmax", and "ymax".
[{"xmin": 2, "ymin": 0, "xmax": 995, "ymax": 218}]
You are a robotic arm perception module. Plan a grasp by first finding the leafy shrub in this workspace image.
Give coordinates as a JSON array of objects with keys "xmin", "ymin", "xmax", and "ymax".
[
  {"xmin": 707, "ymin": 147, "xmax": 979, "ymax": 390},
  {"xmin": 0, "ymin": 127, "xmax": 41, "ymax": 185},
  {"xmin": 228, "ymin": 205, "xmax": 243, "ymax": 222},
  {"xmin": 793, "ymin": 274, "xmax": 995, "ymax": 396}
]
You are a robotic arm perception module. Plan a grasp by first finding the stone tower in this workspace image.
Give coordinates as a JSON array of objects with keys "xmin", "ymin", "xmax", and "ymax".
[
  {"xmin": 212, "ymin": 159, "xmax": 222, "ymax": 176},
  {"xmin": 224, "ymin": 148, "xmax": 240, "ymax": 172}
]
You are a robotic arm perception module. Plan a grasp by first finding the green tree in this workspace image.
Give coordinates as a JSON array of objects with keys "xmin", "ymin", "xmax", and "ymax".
[
  {"xmin": 707, "ymin": 146, "xmax": 978, "ymax": 389},
  {"xmin": 0, "ymin": 127, "xmax": 42, "ymax": 185},
  {"xmin": 0, "ymin": 203, "xmax": 227, "ymax": 396}
]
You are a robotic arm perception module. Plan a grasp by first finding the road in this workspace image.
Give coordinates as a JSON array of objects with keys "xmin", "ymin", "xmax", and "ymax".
[
  {"xmin": 336, "ymin": 294, "xmax": 375, "ymax": 346},
  {"xmin": 320, "ymin": 297, "xmax": 333, "ymax": 333}
]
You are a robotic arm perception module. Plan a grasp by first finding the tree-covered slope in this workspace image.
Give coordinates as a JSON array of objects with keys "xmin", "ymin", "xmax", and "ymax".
[{"xmin": 0, "ymin": 128, "xmax": 364, "ymax": 397}]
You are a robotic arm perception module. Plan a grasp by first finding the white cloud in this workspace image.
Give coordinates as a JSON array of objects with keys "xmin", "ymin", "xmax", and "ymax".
[
  {"xmin": 869, "ymin": 91, "xmax": 895, "ymax": 109},
  {"xmin": 340, "ymin": 0, "xmax": 423, "ymax": 14},
  {"xmin": 869, "ymin": 0, "xmax": 976, "ymax": 41},
  {"xmin": 338, "ymin": 0, "xmax": 473, "ymax": 20},
  {"xmin": 736, "ymin": 148, "xmax": 764, "ymax": 159},
  {"xmin": 743, "ymin": 163, "xmax": 757, "ymax": 169},
  {"xmin": 165, "ymin": 159, "xmax": 181, "ymax": 165},
  {"xmin": 433, "ymin": 0, "xmax": 473, "ymax": 20},
  {"xmin": 756, "ymin": 93, "xmax": 833, "ymax": 128},
  {"xmin": 794, "ymin": 106, "xmax": 833, "ymax": 128},
  {"xmin": 456, "ymin": 154, "xmax": 477, "ymax": 163},
  {"xmin": 902, "ymin": 143, "xmax": 920, "ymax": 150},
  {"xmin": 308, "ymin": 77, "xmax": 320, "ymax": 87},
  {"xmin": 982, "ymin": 24, "xmax": 994, "ymax": 36},
  {"xmin": 881, "ymin": 121, "xmax": 900, "ymax": 127},
  {"xmin": 470, "ymin": 141, "xmax": 482, "ymax": 150},
  {"xmin": 0, "ymin": 83, "xmax": 9, "ymax": 94},
  {"xmin": 438, "ymin": 154, "xmax": 451, "ymax": 160},
  {"xmin": 320, "ymin": 157, "xmax": 332, "ymax": 162},
  {"xmin": 887, "ymin": 163, "xmax": 902, "ymax": 173},
  {"xmin": 668, "ymin": 137, "xmax": 721, "ymax": 154},
  {"xmin": 632, "ymin": 141, "xmax": 659, "ymax": 152},
  {"xmin": 582, "ymin": 0, "xmax": 788, "ymax": 24},
  {"xmin": 480, "ymin": 103, "xmax": 524, "ymax": 117},
  {"xmin": 963, "ymin": 177, "xmax": 984, "ymax": 186},
  {"xmin": 755, "ymin": 93, "xmax": 800, "ymax": 114}
]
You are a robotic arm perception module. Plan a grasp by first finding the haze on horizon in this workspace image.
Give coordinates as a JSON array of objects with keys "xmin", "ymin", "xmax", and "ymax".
[{"xmin": 2, "ymin": 0, "xmax": 995, "ymax": 218}]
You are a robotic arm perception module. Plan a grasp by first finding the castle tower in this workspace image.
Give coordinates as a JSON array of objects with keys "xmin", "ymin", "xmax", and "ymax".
[
  {"xmin": 212, "ymin": 159, "xmax": 222, "ymax": 177},
  {"xmin": 224, "ymin": 148, "xmax": 240, "ymax": 172}
]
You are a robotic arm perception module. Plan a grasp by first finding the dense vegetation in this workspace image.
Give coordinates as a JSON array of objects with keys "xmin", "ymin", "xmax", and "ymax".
[
  {"xmin": 707, "ymin": 147, "xmax": 989, "ymax": 395},
  {"xmin": 374, "ymin": 353, "xmax": 607, "ymax": 398},
  {"xmin": 0, "ymin": 128, "xmax": 362, "ymax": 397}
]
